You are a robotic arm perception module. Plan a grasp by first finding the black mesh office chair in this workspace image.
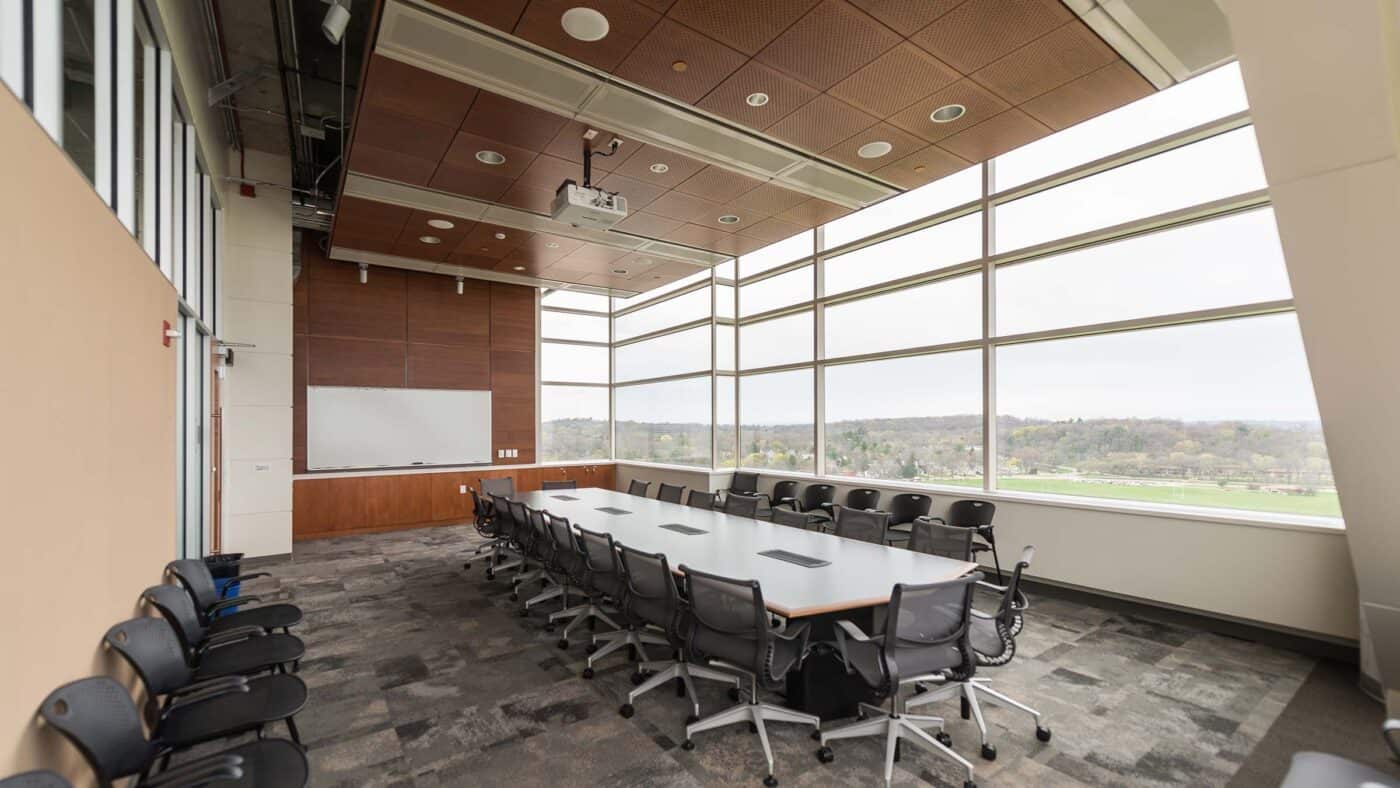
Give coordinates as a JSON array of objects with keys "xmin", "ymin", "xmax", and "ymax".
[
  {"xmin": 540, "ymin": 513, "xmax": 581, "ymax": 632},
  {"xmin": 480, "ymin": 476, "xmax": 515, "ymax": 498},
  {"xmin": 518, "ymin": 507, "xmax": 565, "ymax": 614},
  {"xmin": 770, "ymin": 480, "xmax": 800, "ymax": 510},
  {"xmin": 656, "ymin": 482, "xmax": 685, "ymax": 504},
  {"xmin": 905, "ymin": 547, "xmax": 1049, "ymax": 761},
  {"xmin": 104, "ymin": 617, "xmax": 307, "ymax": 750},
  {"xmin": 580, "ymin": 529, "xmax": 669, "ymax": 679},
  {"xmin": 38, "ymin": 676, "xmax": 309, "ymax": 788},
  {"xmin": 550, "ymin": 525, "xmax": 622, "ymax": 649},
  {"xmin": 722, "ymin": 492, "xmax": 762, "ymax": 519},
  {"xmin": 506, "ymin": 500, "xmax": 546, "ymax": 597},
  {"xmin": 816, "ymin": 573, "xmax": 983, "ymax": 788},
  {"xmin": 908, "ymin": 517, "xmax": 974, "ymax": 561},
  {"xmin": 770, "ymin": 507, "xmax": 818, "ymax": 530},
  {"xmin": 616, "ymin": 544, "xmax": 741, "ymax": 723},
  {"xmin": 541, "ymin": 479, "xmax": 577, "ymax": 490},
  {"xmin": 487, "ymin": 493, "xmax": 525, "ymax": 576},
  {"xmin": 465, "ymin": 487, "xmax": 511, "ymax": 575},
  {"xmin": 832, "ymin": 506, "xmax": 890, "ymax": 544},
  {"xmin": 0, "ymin": 772, "xmax": 69, "ymax": 788},
  {"xmin": 165, "ymin": 560, "xmax": 302, "ymax": 635},
  {"xmin": 627, "ymin": 479, "xmax": 650, "ymax": 497},
  {"xmin": 143, "ymin": 585, "xmax": 304, "ymax": 680},
  {"xmin": 931, "ymin": 500, "xmax": 1001, "ymax": 582},
  {"xmin": 686, "ymin": 489, "xmax": 718, "ymax": 509},
  {"xmin": 679, "ymin": 566, "xmax": 820, "ymax": 786}
]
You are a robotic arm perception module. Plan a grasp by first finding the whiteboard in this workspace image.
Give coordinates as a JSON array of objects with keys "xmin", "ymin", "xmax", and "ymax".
[{"xmin": 308, "ymin": 386, "xmax": 493, "ymax": 470}]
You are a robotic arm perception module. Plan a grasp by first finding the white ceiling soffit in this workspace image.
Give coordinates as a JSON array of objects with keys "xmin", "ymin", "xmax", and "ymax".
[
  {"xmin": 328, "ymin": 245, "xmax": 637, "ymax": 297},
  {"xmin": 343, "ymin": 172, "xmax": 722, "ymax": 267},
  {"xmin": 375, "ymin": 0, "xmax": 897, "ymax": 208},
  {"xmin": 1063, "ymin": 0, "xmax": 1235, "ymax": 88}
]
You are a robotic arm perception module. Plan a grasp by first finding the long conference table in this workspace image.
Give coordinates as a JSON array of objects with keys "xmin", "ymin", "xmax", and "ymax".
[{"xmin": 514, "ymin": 487, "xmax": 977, "ymax": 619}]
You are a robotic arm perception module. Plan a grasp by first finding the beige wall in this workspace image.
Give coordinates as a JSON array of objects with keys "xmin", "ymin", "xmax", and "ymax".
[{"xmin": 0, "ymin": 86, "xmax": 178, "ymax": 777}]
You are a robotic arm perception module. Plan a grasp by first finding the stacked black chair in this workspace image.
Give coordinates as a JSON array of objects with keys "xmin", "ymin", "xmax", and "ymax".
[
  {"xmin": 908, "ymin": 517, "xmax": 975, "ymax": 561},
  {"xmin": 931, "ymin": 500, "xmax": 1001, "ymax": 582},
  {"xmin": 815, "ymin": 574, "xmax": 983, "ymax": 788},
  {"xmin": 580, "ymin": 528, "xmax": 669, "ymax": 678},
  {"xmin": 627, "ymin": 479, "xmax": 650, "ymax": 497},
  {"xmin": 831, "ymin": 506, "xmax": 890, "ymax": 544},
  {"xmin": 0, "ymin": 772, "xmax": 69, "ymax": 788},
  {"xmin": 685, "ymin": 489, "xmax": 718, "ymax": 509},
  {"xmin": 679, "ymin": 566, "xmax": 819, "ymax": 786},
  {"xmin": 770, "ymin": 480, "xmax": 801, "ymax": 512},
  {"xmin": 550, "ymin": 524, "xmax": 621, "ymax": 648},
  {"xmin": 143, "ymin": 585, "xmax": 304, "ymax": 680},
  {"xmin": 724, "ymin": 471, "xmax": 767, "ymax": 504},
  {"xmin": 722, "ymin": 493, "xmax": 762, "ymax": 519},
  {"xmin": 104, "ymin": 617, "xmax": 307, "ymax": 752},
  {"xmin": 885, "ymin": 493, "xmax": 935, "ymax": 544},
  {"xmin": 615, "ymin": 544, "xmax": 741, "ymax": 724},
  {"xmin": 541, "ymin": 479, "xmax": 578, "ymax": 490},
  {"xmin": 165, "ymin": 560, "xmax": 302, "ymax": 636},
  {"xmin": 656, "ymin": 482, "xmax": 685, "ymax": 504},
  {"xmin": 38, "ymin": 676, "xmax": 308, "ymax": 787},
  {"xmin": 905, "ymin": 547, "xmax": 1050, "ymax": 760},
  {"xmin": 790, "ymin": 484, "xmax": 837, "ymax": 525}
]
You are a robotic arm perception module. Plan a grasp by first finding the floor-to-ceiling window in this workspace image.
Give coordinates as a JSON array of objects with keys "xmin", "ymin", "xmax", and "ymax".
[{"xmin": 540, "ymin": 290, "xmax": 611, "ymax": 461}]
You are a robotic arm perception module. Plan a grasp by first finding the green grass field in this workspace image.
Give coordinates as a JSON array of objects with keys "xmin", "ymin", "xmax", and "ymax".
[{"xmin": 922, "ymin": 477, "xmax": 1341, "ymax": 518}]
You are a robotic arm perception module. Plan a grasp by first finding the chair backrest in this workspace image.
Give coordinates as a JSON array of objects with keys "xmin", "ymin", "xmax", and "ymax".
[
  {"xmin": 527, "ymin": 506, "xmax": 552, "ymax": 560},
  {"xmin": 887, "ymin": 493, "xmax": 933, "ymax": 525},
  {"xmin": 0, "ymin": 771, "xmax": 71, "ymax": 788},
  {"xmin": 680, "ymin": 565, "xmax": 770, "ymax": 678},
  {"xmin": 686, "ymin": 489, "xmax": 717, "ymax": 509},
  {"xmin": 627, "ymin": 479, "xmax": 650, "ymax": 497},
  {"xmin": 729, "ymin": 471, "xmax": 759, "ymax": 494},
  {"xmin": 993, "ymin": 546, "xmax": 1035, "ymax": 628},
  {"xmin": 771, "ymin": 480, "xmax": 800, "ymax": 502},
  {"xmin": 656, "ymin": 482, "xmax": 685, "ymax": 504},
  {"xmin": 165, "ymin": 559, "xmax": 219, "ymax": 617},
  {"xmin": 480, "ymin": 477, "xmax": 515, "ymax": 498},
  {"xmin": 722, "ymin": 493, "xmax": 761, "ymax": 518},
  {"xmin": 546, "ymin": 513, "xmax": 578, "ymax": 571},
  {"xmin": 488, "ymin": 493, "xmax": 513, "ymax": 532},
  {"xmin": 770, "ymin": 507, "xmax": 811, "ymax": 529},
  {"xmin": 103, "ymin": 617, "xmax": 194, "ymax": 696},
  {"xmin": 469, "ymin": 488, "xmax": 494, "ymax": 533},
  {"xmin": 801, "ymin": 484, "xmax": 836, "ymax": 511},
  {"xmin": 882, "ymin": 573, "xmax": 981, "ymax": 685},
  {"xmin": 908, "ymin": 517, "xmax": 974, "ymax": 561},
  {"xmin": 833, "ymin": 506, "xmax": 889, "ymax": 544},
  {"xmin": 507, "ymin": 499, "xmax": 533, "ymax": 548},
  {"xmin": 845, "ymin": 488, "xmax": 882, "ymax": 510},
  {"xmin": 37, "ymin": 677, "xmax": 154, "ymax": 785},
  {"xmin": 541, "ymin": 479, "xmax": 577, "ymax": 490},
  {"xmin": 617, "ymin": 543, "xmax": 680, "ymax": 635},
  {"xmin": 576, "ymin": 526, "xmax": 622, "ymax": 596},
  {"xmin": 142, "ymin": 584, "xmax": 207, "ymax": 655},
  {"xmin": 947, "ymin": 499, "xmax": 996, "ymax": 527}
]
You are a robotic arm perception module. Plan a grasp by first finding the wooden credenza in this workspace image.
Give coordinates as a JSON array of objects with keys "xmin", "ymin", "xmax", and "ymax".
[{"xmin": 292, "ymin": 462, "xmax": 617, "ymax": 540}]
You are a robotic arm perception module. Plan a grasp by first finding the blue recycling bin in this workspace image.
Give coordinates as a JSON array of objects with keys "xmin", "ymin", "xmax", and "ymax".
[{"xmin": 204, "ymin": 553, "xmax": 245, "ymax": 618}]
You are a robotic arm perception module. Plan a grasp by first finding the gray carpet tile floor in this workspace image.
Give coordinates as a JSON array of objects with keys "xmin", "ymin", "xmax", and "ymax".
[{"xmin": 220, "ymin": 524, "xmax": 1366, "ymax": 787}]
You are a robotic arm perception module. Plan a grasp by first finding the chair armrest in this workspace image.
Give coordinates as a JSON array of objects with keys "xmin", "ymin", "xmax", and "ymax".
[
  {"xmin": 168, "ymin": 675, "xmax": 248, "ymax": 698},
  {"xmin": 832, "ymin": 619, "xmax": 872, "ymax": 675},
  {"xmin": 975, "ymin": 525, "xmax": 996, "ymax": 542},
  {"xmin": 1385, "ymin": 718, "xmax": 1400, "ymax": 761},
  {"xmin": 926, "ymin": 516, "xmax": 947, "ymax": 525},
  {"xmin": 144, "ymin": 755, "xmax": 245, "ymax": 788},
  {"xmin": 222, "ymin": 572, "xmax": 270, "ymax": 593},
  {"xmin": 208, "ymin": 595, "xmax": 260, "ymax": 614},
  {"xmin": 163, "ymin": 682, "xmax": 251, "ymax": 718},
  {"xmin": 198, "ymin": 625, "xmax": 266, "ymax": 653},
  {"xmin": 976, "ymin": 580, "xmax": 1009, "ymax": 594}
]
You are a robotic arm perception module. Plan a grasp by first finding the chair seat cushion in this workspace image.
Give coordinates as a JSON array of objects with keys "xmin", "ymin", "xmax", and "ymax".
[
  {"xmin": 209, "ymin": 603, "xmax": 303, "ymax": 634},
  {"xmin": 213, "ymin": 738, "xmax": 310, "ymax": 788},
  {"xmin": 158, "ymin": 674, "xmax": 309, "ymax": 749},
  {"xmin": 1280, "ymin": 752, "xmax": 1400, "ymax": 788},
  {"xmin": 194, "ymin": 634, "xmax": 305, "ymax": 679}
]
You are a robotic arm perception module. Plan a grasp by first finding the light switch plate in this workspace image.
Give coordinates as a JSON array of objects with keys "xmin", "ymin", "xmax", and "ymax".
[{"xmin": 459, "ymin": 485, "xmax": 467, "ymax": 494}]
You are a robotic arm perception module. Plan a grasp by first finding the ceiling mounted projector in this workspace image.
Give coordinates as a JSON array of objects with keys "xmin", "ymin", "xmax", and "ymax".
[{"xmin": 552, "ymin": 135, "xmax": 629, "ymax": 228}]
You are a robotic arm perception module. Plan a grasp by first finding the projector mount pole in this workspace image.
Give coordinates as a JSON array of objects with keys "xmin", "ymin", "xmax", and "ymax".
[{"xmin": 582, "ymin": 138, "xmax": 621, "ymax": 189}]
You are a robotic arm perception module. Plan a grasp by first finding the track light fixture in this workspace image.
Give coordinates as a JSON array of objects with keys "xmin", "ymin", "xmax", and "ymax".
[
  {"xmin": 358, "ymin": 263, "xmax": 368, "ymax": 284},
  {"xmin": 322, "ymin": 0, "xmax": 351, "ymax": 45}
]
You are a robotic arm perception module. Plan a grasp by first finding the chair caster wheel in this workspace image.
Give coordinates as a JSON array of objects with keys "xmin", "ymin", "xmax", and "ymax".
[
  {"xmin": 810, "ymin": 730, "xmax": 821, "ymax": 741},
  {"xmin": 936, "ymin": 731, "xmax": 952, "ymax": 747},
  {"xmin": 585, "ymin": 643, "xmax": 599, "ymax": 655},
  {"xmin": 582, "ymin": 667, "xmax": 594, "ymax": 679},
  {"xmin": 816, "ymin": 746, "xmax": 834, "ymax": 764},
  {"xmin": 748, "ymin": 722, "xmax": 758, "ymax": 734},
  {"xmin": 618, "ymin": 704, "xmax": 634, "ymax": 718},
  {"xmin": 728, "ymin": 687, "xmax": 742, "ymax": 702},
  {"xmin": 963, "ymin": 782, "xmax": 977, "ymax": 788},
  {"xmin": 1036, "ymin": 726, "xmax": 1052, "ymax": 742},
  {"xmin": 980, "ymin": 743, "xmax": 997, "ymax": 761},
  {"xmin": 630, "ymin": 671, "xmax": 647, "ymax": 686},
  {"xmin": 681, "ymin": 739, "xmax": 695, "ymax": 751},
  {"xmin": 913, "ymin": 682, "xmax": 927, "ymax": 695},
  {"xmin": 960, "ymin": 697, "xmax": 970, "ymax": 720},
  {"xmin": 856, "ymin": 711, "xmax": 866, "ymax": 721},
  {"xmin": 685, "ymin": 714, "xmax": 699, "ymax": 725},
  {"xmin": 763, "ymin": 775, "xmax": 778, "ymax": 787},
  {"xmin": 509, "ymin": 592, "xmax": 519, "ymax": 602},
  {"xmin": 463, "ymin": 563, "xmax": 471, "ymax": 570},
  {"xmin": 485, "ymin": 570, "xmax": 495, "ymax": 580},
  {"xmin": 556, "ymin": 639, "xmax": 569, "ymax": 650}
]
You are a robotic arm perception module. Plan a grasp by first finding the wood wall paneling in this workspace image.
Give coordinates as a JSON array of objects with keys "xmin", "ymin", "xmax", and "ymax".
[
  {"xmin": 307, "ymin": 278, "xmax": 408, "ymax": 341},
  {"xmin": 406, "ymin": 272, "xmax": 491, "ymax": 345},
  {"xmin": 407, "ymin": 342, "xmax": 491, "ymax": 389},
  {"xmin": 366, "ymin": 473, "xmax": 434, "ymax": 527},
  {"xmin": 307, "ymin": 336, "xmax": 406, "ymax": 387}
]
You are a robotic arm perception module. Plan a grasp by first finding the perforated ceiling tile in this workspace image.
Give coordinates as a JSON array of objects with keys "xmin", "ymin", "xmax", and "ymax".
[
  {"xmin": 695, "ymin": 61, "xmax": 821, "ymax": 130},
  {"xmin": 734, "ymin": 215, "xmax": 806, "ymax": 243},
  {"xmin": 667, "ymin": 0, "xmax": 822, "ymax": 55},
  {"xmin": 336, "ymin": 196, "xmax": 415, "ymax": 236},
  {"xmin": 613, "ymin": 210, "xmax": 686, "ymax": 238},
  {"xmin": 936, "ymin": 108, "xmax": 1051, "ymax": 161},
  {"xmin": 610, "ymin": 143, "xmax": 710, "ymax": 187},
  {"xmin": 347, "ymin": 144, "xmax": 439, "ymax": 186},
  {"xmin": 593, "ymin": 172, "xmax": 670, "ymax": 210},
  {"xmin": 497, "ymin": 182, "xmax": 557, "ymax": 213},
  {"xmin": 440, "ymin": 130, "xmax": 539, "ymax": 179},
  {"xmin": 765, "ymin": 94, "xmax": 879, "ymax": 154},
  {"xmin": 872, "ymin": 144, "xmax": 970, "ymax": 189},
  {"xmin": 822, "ymin": 122, "xmax": 928, "ymax": 174},
  {"xmin": 543, "ymin": 121, "xmax": 637, "ymax": 169},
  {"xmin": 730, "ymin": 181, "xmax": 813, "ymax": 216},
  {"xmin": 674, "ymin": 165, "xmax": 768, "ymax": 202},
  {"xmin": 558, "ymin": 243, "xmax": 632, "ymax": 266},
  {"xmin": 459, "ymin": 91, "xmax": 571, "ymax": 152},
  {"xmin": 970, "ymin": 21, "xmax": 1119, "ymax": 105},
  {"xmin": 1021, "ymin": 60, "xmax": 1154, "ymax": 131},
  {"xmin": 615, "ymin": 18, "xmax": 748, "ymax": 103},
  {"xmin": 362, "ymin": 55, "xmax": 480, "ymax": 129},
  {"xmin": 911, "ymin": 0, "xmax": 1071, "ymax": 73},
  {"xmin": 643, "ymin": 190, "xmax": 724, "ymax": 222},
  {"xmin": 664, "ymin": 222, "xmax": 736, "ymax": 249},
  {"xmin": 885, "ymin": 78, "xmax": 1011, "ymax": 143},
  {"xmin": 445, "ymin": 250, "xmax": 503, "ymax": 269},
  {"xmin": 513, "ymin": 0, "xmax": 663, "ymax": 71},
  {"xmin": 512, "ymin": 153, "xmax": 582, "ymax": 192},
  {"xmin": 755, "ymin": 0, "xmax": 902, "ymax": 90},
  {"xmin": 424, "ymin": 0, "xmax": 530, "ymax": 32},
  {"xmin": 429, "ymin": 164, "xmax": 517, "ymax": 203},
  {"xmin": 353, "ymin": 107, "xmax": 458, "ymax": 161},
  {"xmin": 828, "ymin": 43, "xmax": 961, "ymax": 119},
  {"xmin": 846, "ymin": 0, "xmax": 963, "ymax": 35},
  {"xmin": 776, "ymin": 197, "xmax": 849, "ymax": 225},
  {"xmin": 396, "ymin": 210, "xmax": 477, "ymax": 248},
  {"xmin": 457, "ymin": 222, "xmax": 536, "ymax": 259}
]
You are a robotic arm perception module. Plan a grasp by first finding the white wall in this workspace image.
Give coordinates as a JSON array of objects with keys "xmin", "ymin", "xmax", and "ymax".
[{"xmin": 220, "ymin": 149, "xmax": 293, "ymax": 557}]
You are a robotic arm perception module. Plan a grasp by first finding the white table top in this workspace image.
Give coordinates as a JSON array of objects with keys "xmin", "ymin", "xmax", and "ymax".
[{"xmin": 515, "ymin": 488, "xmax": 976, "ymax": 618}]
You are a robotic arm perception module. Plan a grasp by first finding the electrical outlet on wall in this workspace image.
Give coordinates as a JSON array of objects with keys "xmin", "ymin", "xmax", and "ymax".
[
  {"xmin": 459, "ymin": 485, "xmax": 467, "ymax": 494},
  {"xmin": 497, "ymin": 449, "xmax": 505, "ymax": 458}
]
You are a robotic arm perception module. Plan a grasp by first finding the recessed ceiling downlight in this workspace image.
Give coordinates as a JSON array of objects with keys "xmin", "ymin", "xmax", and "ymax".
[
  {"xmin": 426, "ymin": 218, "xmax": 455, "ymax": 230},
  {"xmin": 494, "ymin": 232, "xmax": 507, "ymax": 240},
  {"xmin": 857, "ymin": 141, "xmax": 893, "ymax": 159},
  {"xmin": 561, "ymin": 7, "xmax": 609, "ymax": 42},
  {"xmin": 930, "ymin": 104, "xmax": 966, "ymax": 123},
  {"xmin": 512, "ymin": 265, "xmax": 527, "ymax": 271},
  {"xmin": 717, "ymin": 214, "xmax": 741, "ymax": 225},
  {"xmin": 745, "ymin": 92, "xmax": 770, "ymax": 107},
  {"xmin": 476, "ymin": 150, "xmax": 506, "ymax": 165},
  {"xmin": 649, "ymin": 162, "xmax": 670, "ymax": 174},
  {"xmin": 418, "ymin": 235, "xmax": 442, "ymax": 244},
  {"xmin": 546, "ymin": 242, "xmax": 560, "ymax": 249}
]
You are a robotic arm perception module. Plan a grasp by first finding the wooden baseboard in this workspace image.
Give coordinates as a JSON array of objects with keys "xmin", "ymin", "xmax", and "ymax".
[{"xmin": 293, "ymin": 519, "xmax": 469, "ymax": 541}]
